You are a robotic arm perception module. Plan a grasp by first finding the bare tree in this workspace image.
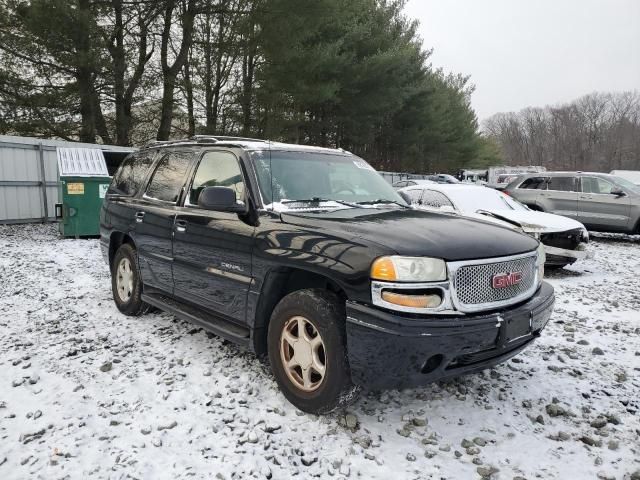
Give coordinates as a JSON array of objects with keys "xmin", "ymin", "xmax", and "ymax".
[{"xmin": 484, "ymin": 92, "xmax": 640, "ymax": 171}]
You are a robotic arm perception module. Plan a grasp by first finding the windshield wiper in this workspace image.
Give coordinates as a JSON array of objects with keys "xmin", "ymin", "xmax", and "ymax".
[
  {"xmin": 356, "ymin": 199, "xmax": 409, "ymax": 208},
  {"xmin": 281, "ymin": 197, "xmax": 359, "ymax": 208}
]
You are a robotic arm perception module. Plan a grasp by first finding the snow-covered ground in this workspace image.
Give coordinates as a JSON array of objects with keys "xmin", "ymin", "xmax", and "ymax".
[{"xmin": 0, "ymin": 224, "xmax": 638, "ymax": 480}]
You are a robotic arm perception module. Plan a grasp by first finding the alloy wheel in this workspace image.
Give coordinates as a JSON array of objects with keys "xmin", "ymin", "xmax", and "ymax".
[{"xmin": 280, "ymin": 316, "xmax": 327, "ymax": 392}]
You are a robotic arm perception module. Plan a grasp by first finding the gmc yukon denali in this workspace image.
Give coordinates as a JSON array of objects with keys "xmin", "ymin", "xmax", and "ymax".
[{"xmin": 100, "ymin": 136, "xmax": 555, "ymax": 414}]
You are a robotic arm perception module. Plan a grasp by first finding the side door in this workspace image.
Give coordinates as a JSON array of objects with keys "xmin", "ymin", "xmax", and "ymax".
[
  {"xmin": 509, "ymin": 176, "xmax": 546, "ymax": 208},
  {"xmin": 104, "ymin": 150, "xmax": 156, "ymax": 243},
  {"xmin": 578, "ymin": 176, "xmax": 631, "ymax": 230},
  {"xmin": 135, "ymin": 150, "xmax": 194, "ymax": 294},
  {"xmin": 539, "ymin": 175, "xmax": 579, "ymax": 219},
  {"xmin": 172, "ymin": 150, "xmax": 255, "ymax": 323}
]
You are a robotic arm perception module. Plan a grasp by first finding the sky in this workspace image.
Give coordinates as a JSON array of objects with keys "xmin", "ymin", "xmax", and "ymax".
[{"xmin": 404, "ymin": 0, "xmax": 640, "ymax": 123}]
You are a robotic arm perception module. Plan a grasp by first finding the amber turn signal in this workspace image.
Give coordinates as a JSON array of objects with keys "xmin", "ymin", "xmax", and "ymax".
[
  {"xmin": 370, "ymin": 257, "xmax": 397, "ymax": 281},
  {"xmin": 381, "ymin": 291, "xmax": 442, "ymax": 309}
]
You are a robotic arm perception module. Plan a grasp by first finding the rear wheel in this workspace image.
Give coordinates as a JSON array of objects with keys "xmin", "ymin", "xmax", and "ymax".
[
  {"xmin": 267, "ymin": 289, "xmax": 358, "ymax": 414},
  {"xmin": 111, "ymin": 243, "xmax": 150, "ymax": 316}
]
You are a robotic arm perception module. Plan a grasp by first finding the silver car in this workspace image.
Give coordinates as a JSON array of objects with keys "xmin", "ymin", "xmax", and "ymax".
[{"xmin": 504, "ymin": 172, "xmax": 640, "ymax": 234}]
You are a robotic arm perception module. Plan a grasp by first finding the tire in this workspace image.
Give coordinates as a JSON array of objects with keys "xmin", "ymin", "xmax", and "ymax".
[
  {"xmin": 267, "ymin": 289, "xmax": 359, "ymax": 414},
  {"xmin": 111, "ymin": 243, "xmax": 150, "ymax": 316}
]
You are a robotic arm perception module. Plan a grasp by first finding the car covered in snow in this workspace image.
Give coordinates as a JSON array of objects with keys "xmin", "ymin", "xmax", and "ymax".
[
  {"xmin": 101, "ymin": 136, "xmax": 554, "ymax": 414},
  {"xmin": 399, "ymin": 183, "xmax": 589, "ymax": 268},
  {"xmin": 392, "ymin": 178, "xmax": 435, "ymax": 189}
]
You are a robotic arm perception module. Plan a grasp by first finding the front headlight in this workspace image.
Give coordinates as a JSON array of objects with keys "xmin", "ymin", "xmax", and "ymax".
[
  {"xmin": 371, "ymin": 256, "xmax": 447, "ymax": 282},
  {"xmin": 536, "ymin": 242, "xmax": 545, "ymax": 282}
]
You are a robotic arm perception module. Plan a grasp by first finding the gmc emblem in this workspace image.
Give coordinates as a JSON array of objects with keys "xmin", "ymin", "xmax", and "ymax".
[{"xmin": 492, "ymin": 271, "xmax": 523, "ymax": 289}]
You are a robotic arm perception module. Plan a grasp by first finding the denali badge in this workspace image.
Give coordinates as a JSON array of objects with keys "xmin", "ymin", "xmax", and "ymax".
[{"xmin": 492, "ymin": 271, "xmax": 523, "ymax": 289}]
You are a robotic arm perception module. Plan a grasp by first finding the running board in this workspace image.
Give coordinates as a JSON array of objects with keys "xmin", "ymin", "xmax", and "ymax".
[{"xmin": 141, "ymin": 293, "xmax": 250, "ymax": 346}]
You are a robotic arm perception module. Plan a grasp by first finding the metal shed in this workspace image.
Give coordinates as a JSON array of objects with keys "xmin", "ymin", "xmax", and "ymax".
[{"xmin": 0, "ymin": 135, "xmax": 134, "ymax": 224}]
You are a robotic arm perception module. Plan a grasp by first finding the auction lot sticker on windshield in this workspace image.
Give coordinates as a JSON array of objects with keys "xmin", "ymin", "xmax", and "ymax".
[
  {"xmin": 67, "ymin": 183, "xmax": 85, "ymax": 195},
  {"xmin": 353, "ymin": 159, "xmax": 375, "ymax": 171}
]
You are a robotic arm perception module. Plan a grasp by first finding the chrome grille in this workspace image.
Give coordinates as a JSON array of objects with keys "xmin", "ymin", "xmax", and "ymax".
[{"xmin": 452, "ymin": 254, "xmax": 537, "ymax": 311}]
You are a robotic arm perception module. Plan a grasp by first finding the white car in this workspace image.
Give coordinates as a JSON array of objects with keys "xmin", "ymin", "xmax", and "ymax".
[{"xmin": 399, "ymin": 183, "xmax": 590, "ymax": 268}]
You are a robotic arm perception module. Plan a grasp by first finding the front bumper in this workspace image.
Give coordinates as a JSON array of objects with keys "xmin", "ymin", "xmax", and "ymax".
[
  {"xmin": 345, "ymin": 281, "xmax": 555, "ymax": 390},
  {"xmin": 543, "ymin": 243, "xmax": 591, "ymax": 266}
]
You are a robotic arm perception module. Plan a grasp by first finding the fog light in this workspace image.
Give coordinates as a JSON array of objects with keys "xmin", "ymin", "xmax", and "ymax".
[{"xmin": 381, "ymin": 291, "xmax": 442, "ymax": 309}]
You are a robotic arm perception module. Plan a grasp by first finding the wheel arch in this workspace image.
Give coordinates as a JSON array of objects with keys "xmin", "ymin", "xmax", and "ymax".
[
  {"xmin": 108, "ymin": 231, "xmax": 136, "ymax": 270},
  {"xmin": 251, "ymin": 267, "xmax": 348, "ymax": 357},
  {"xmin": 526, "ymin": 203, "xmax": 544, "ymax": 212}
]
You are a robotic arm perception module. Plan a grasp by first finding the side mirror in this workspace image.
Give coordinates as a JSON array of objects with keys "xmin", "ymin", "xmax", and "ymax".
[
  {"xmin": 611, "ymin": 188, "xmax": 626, "ymax": 197},
  {"xmin": 198, "ymin": 186, "xmax": 248, "ymax": 214}
]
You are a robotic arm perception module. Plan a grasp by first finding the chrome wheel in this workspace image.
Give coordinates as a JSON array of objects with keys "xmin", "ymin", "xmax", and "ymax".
[
  {"xmin": 116, "ymin": 257, "xmax": 134, "ymax": 302},
  {"xmin": 280, "ymin": 316, "xmax": 326, "ymax": 392}
]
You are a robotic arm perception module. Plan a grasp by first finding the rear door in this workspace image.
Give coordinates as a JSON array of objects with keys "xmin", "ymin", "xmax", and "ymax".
[
  {"xmin": 509, "ymin": 176, "xmax": 546, "ymax": 208},
  {"xmin": 135, "ymin": 150, "xmax": 193, "ymax": 294},
  {"xmin": 540, "ymin": 175, "xmax": 579, "ymax": 219},
  {"xmin": 172, "ymin": 150, "xmax": 255, "ymax": 323},
  {"xmin": 578, "ymin": 176, "xmax": 631, "ymax": 230}
]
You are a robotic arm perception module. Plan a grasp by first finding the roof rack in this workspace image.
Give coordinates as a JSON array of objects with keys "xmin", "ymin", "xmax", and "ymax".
[
  {"xmin": 144, "ymin": 135, "xmax": 268, "ymax": 149},
  {"xmin": 189, "ymin": 135, "xmax": 267, "ymax": 143},
  {"xmin": 144, "ymin": 139, "xmax": 193, "ymax": 148}
]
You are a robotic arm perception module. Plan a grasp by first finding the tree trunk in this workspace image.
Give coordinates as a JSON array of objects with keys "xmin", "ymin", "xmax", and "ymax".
[
  {"xmin": 157, "ymin": 0, "xmax": 197, "ymax": 141},
  {"xmin": 184, "ymin": 49, "xmax": 196, "ymax": 137}
]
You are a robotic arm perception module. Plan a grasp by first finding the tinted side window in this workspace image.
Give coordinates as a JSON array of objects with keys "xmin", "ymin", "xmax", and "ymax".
[
  {"xmin": 188, "ymin": 151, "xmax": 245, "ymax": 205},
  {"xmin": 519, "ymin": 177, "xmax": 547, "ymax": 190},
  {"xmin": 145, "ymin": 152, "xmax": 192, "ymax": 203},
  {"xmin": 108, "ymin": 152, "xmax": 155, "ymax": 195},
  {"xmin": 421, "ymin": 190, "xmax": 455, "ymax": 208},
  {"xmin": 547, "ymin": 176, "xmax": 577, "ymax": 192}
]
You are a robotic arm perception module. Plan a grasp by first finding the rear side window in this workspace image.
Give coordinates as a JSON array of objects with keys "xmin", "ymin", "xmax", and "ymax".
[
  {"xmin": 404, "ymin": 189, "xmax": 423, "ymax": 204},
  {"xmin": 547, "ymin": 176, "xmax": 577, "ymax": 192},
  {"xmin": 108, "ymin": 152, "xmax": 155, "ymax": 195},
  {"xmin": 421, "ymin": 190, "xmax": 455, "ymax": 209},
  {"xmin": 519, "ymin": 177, "xmax": 547, "ymax": 190},
  {"xmin": 187, "ymin": 151, "xmax": 246, "ymax": 205},
  {"xmin": 145, "ymin": 152, "xmax": 192, "ymax": 203}
]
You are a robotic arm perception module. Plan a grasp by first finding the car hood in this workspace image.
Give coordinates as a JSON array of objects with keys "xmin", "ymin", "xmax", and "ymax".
[
  {"xmin": 279, "ymin": 208, "xmax": 539, "ymax": 261},
  {"xmin": 473, "ymin": 209, "xmax": 587, "ymax": 235}
]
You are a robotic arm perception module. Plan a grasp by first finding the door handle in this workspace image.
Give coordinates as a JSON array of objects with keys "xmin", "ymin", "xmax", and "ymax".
[
  {"xmin": 175, "ymin": 220, "xmax": 187, "ymax": 233},
  {"xmin": 135, "ymin": 211, "xmax": 145, "ymax": 223}
]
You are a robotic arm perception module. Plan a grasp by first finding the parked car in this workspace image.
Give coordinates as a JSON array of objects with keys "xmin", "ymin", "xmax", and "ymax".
[
  {"xmin": 101, "ymin": 136, "xmax": 554, "ymax": 414},
  {"xmin": 610, "ymin": 170, "xmax": 640, "ymax": 186},
  {"xmin": 392, "ymin": 179, "xmax": 435, "ymax": 189},
  {"xmin": 399, "ymin": 184, "xmax": 589, "ymax": 268},
  {"xmin": 504, "ymin": 172, "xmax": 640, "ymax": 234},
  {"xmin": 427, "ymin": 174, "xmax": 460, "ymax": 184},
  {"xmin": 487, "ymin": 174, "xmax": 520, "ymax": 191}
]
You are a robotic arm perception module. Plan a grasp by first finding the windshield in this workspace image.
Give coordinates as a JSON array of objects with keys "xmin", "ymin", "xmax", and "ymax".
[
  {"xmin": 444, "ymin": 187, "xmax": 529, "ymax": 213},
  {"xmin": 611, "ymin": 176, "xmax": 640, "ymax": 194},
  {"xmin": 251, "ymin": 150, "xmax": 406, "ymax": 210}
]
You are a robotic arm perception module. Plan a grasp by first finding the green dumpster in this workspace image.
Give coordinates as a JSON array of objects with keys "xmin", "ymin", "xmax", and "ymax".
[{"xmin": 56, "ymin": 147, "xmax": 111, "ymax": 238}]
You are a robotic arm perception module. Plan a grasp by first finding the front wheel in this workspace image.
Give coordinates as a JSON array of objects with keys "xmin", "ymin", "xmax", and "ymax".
[
  {"xmin": 111, "ymin": 243, "xmax": 150, "ymax": 316},
  {"xmin": 267, "ymin": 289, "xmax": 359, "ymax": 414}
]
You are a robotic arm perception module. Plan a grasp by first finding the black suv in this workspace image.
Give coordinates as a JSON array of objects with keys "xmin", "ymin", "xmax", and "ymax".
[{"xmin": 100, "ymin": 136, "xmax": 555, "ymax": 414}]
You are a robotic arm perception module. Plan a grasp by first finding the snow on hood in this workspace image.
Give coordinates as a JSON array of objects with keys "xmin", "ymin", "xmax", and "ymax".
[{"xmin": 474, "ymin": 209, "xmax": 588, "ymax": 235}]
